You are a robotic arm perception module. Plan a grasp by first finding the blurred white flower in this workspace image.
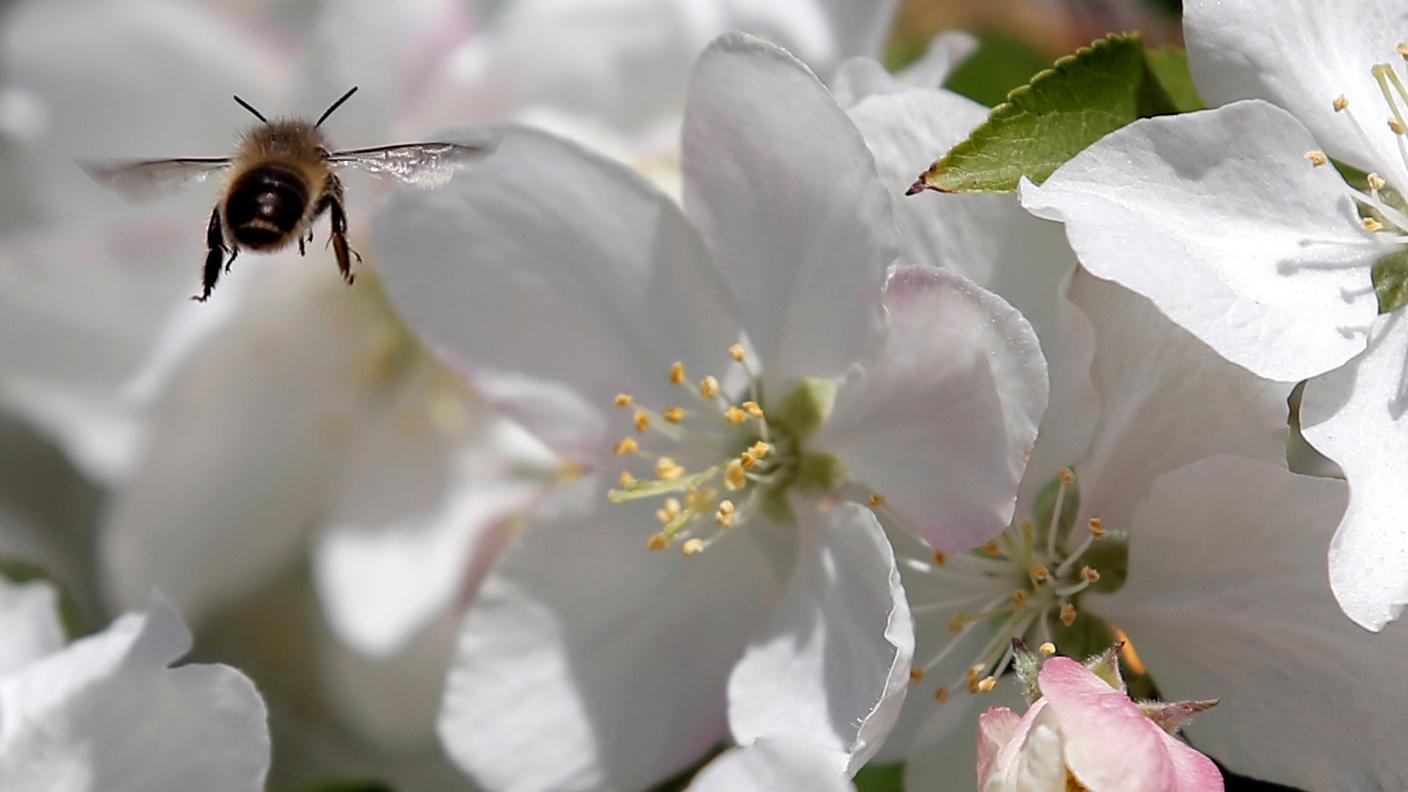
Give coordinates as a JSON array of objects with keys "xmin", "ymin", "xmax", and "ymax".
[
  {"xmin": 1018, "ymin": 0, "xmax": 1408, "ymax": 631},
  {"xmin": 371, "ymin": 33, "xmax": 1048, "ymax": 791},
  {"xmin": 844, "ymin": 33, "xmax": 1408, "ymax": 790},
  {"xmin": 0, "ymin": 577, "xmax": 270, "ymax": 792},
  {"xmin": 686, "ymin": 738, "xmax": 855, "ymax": 792}
]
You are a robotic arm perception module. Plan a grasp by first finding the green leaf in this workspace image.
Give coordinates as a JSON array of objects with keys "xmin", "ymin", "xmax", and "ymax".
[
  {"xmin": 1143, "ymin": 46, "xmax": 1206, "ymax": 112},
  {"xmin": 912, "ymin": 33, "xmax": 1180, "ymax": 194},
  {"xmin": 1373, "ymin": 248, "xmax": 1408, "ymax": 314},
  {"xmin": 855, "ymin": 761, "xmax": 905, "ymax": 792},
  {"xmin": 942, "ymin": 32, "xmax": 1054, "ymax": 108}
]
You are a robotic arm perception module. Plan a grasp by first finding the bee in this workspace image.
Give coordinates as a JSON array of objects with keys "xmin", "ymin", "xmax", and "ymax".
[{"xmin": 86, "ymin": 86, "xmax": 493, "ymax": 301}]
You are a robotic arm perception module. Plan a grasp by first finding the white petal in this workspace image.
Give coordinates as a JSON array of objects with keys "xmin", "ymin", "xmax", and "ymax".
[
  {"xmin": 1021, "ymin": 101, "xmax": 1385, "ymax": 382},
  {"xmin": 834, "ymin": 32, "xmax": 978, "ymax": 107},
  {"xmin": 0, "ymin": 578, "xmax": 63, "ymax": 675},
  {"xmin": 687, "ymin": 738, "xmax": 856, "ymax": 792},
  {"xmin": 1068, "ymin": 271, "xmax": 1293, "ymax": 531},
  {"xmin": 1184, "ymin": 0, "xmax": 1408, "ymax": 189},
  {"xmin": 728, "ymin": 503, "xmax": 913, "ymax": 775},
  {"xmin": 683, "ymin": 33, "xmax": 895, "ymax": 387},
  {"xmin": 312, "ymin": 372, "xmax": 547, "ymax": 657},
  {"xmin": 850, "ymin": 87, "xmax": 1078, "ymax": 345},
  {"xmin": 0, "ymin": 596, "xmax": 270, "ymax": 792},
  {"xmin": 100, "ymin": 267, "xmax": 370, "ymax": 618},
  {"xmin": 816, "ymin": 267, "xmax": 1048, "ymax": 551},
  {"xmin": 1091, "ymin": 456, "xmax": 1408, "ymax": 791},
  {"xmin": 372, "ymin": 124, "xmax": 739, "ymax": 414},
  {"xmin": 438, "ymin": 498, "xmax": 778, "ymax": 792},
  {"xmin": 1302, "ymin": 312, "xmax": 1408, "ymax": 630}
]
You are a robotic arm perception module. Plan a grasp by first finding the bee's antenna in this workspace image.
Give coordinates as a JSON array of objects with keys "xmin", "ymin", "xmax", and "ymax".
[
  {"xmin": 315, "ymin": 86, "xmax": 359, "ymax": 128},
  {"xmin": 232, "ymin": 94, "xmax": 269, "ymax": 124}
]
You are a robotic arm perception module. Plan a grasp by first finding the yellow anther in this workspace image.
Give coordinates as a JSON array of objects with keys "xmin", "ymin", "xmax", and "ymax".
[
  {"xmin": 1080, "ymin": 566, "xmax": 1100, "ymax": 583},
  {"xmin": 682, "ymin": 538, "xmax": 705, "ymax": 556},
  {"xmin": 1030, "ymin": 563, "xmax": 1050, "ymax": 583},
  {"xmin": 1060, "ymin": 603, "xmax": 1078, "ymax": 626},
  {"xmin": 699, "ymin": 376, "xmax": 720, "ymax": 398},
  {"xmin": 655, "ymin": 498, "xmax": 682, "ymax": 526},
  {"xmin": 717, "ymin": 499, "xmax": 735, "ymax": 516},
  {"xmin": 739, "ymin": 452, "xmax": 758, "ymax": 471},
  {"xmin": 1012, "ymin": 589, "xmax": 1029, "ymax": 606},
  {"xmin": 618, "ymin": 471, "xmax": 636, "ymax": 487},
  {"xmin": 614, "ymin": 436, "xmax": 639, "ymax": 455},
  {"xmin": 1038, "ymin": 642, "xmax": 1057, "ymax": 657},
  {"xmin": 557, "ymin": 459, "xmax": 582, "ymax": 484},
  {"xmin": 1088, "ymin": 518, "xmax": 1105, "ymax": 539},
  {"xmin": 977, "ymin": 676, "xmax": 998, "ymax": 693},
  {"xmin": 729, "ymin": 344, "xmax": 746, "ymax": 362},
  {"xmin": 1058, "ymin": 467, "xmax": 1076, "ymax": 485},
  {"xmin": 685, "ymin": 489, "xmax": 706, "ymax": 509},
  {"xmin": 1390, "ymin": 118, "xmax": 1406, "ymax": 135},
  {"xmin": 615, "ymin": 393, "xmax": 634, "ymax": 407},
  {"xmin": 748, "ymin": 441, "xmax": 772, "ymax": 458},
  {"xmin": 909, "ymin": 667, "xmax": 924, "ymax": 683},
  {"xmin": 663, "ymin": 407, "xmax": 686, "ymax": 423},
  {"xmin": 947, "ymin": 616, "xmax": 965, "ymax": 634},
  {"xmin": 868, "ymin": 493, "xmax": 886, "ymax": 508},
  {"xmin": 656, "ymin": 457, "xmax": 684, "ymax": 480},
  {"xmin": 742, "ymin": 401, "xmax": 764, "ymax": 418},
  {"xmin": 982, "ymin": 540, "xmax": 1000, "ymax": 556},
  {"xmin": 934, "ymin": 685, "xmax": 949, "ymax": 703},
  {"xmin": 634, "ymin": 410, "xmax": 650, "ymax": 433},
  {"xmin": 932, "ymin": 550, "xmax": 947, "ymax": 566},
  {"xmin": 1369, "ymin": 172, "xmax": 1388, "ymax": 191},
  {"xmin": 1334, "ymin": 94, "xmax": 1350, "ymax": 112},
  {"xmin": 647, "ymin": 533, "xmax": 669, "ymax": 551},
  {"xmin": 725, "ymin": 459, "xmax": 747, "ymax": 490},
  {"xmin": 655, "ymin": 508, "xmax": 673, "ymax": 525},
  {"xmin": 664, "ymin": 497, "xmax": 682, "ymax": 515},
  {"xmin": 1364, "ymin": 217, "xmax": 1385, "ymax": 232},
  {"xmin": 724, "ymin": 406, "xmax": 747, "ymax": 424},
  {"xmin": 1304, "ymin": 149, "xmax": 1329, "ymax": 166},
  {"xmin": 1398, "ymin": 42, "xmax": 1408, "ymax": 60},
  {"xmin": 669, "ymin": 361, "xmax": 685, "ymax": 385}
]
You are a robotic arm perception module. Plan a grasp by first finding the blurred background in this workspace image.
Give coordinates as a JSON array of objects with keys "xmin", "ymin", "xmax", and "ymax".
[{"xmin": 0, "ymin": 1, "xmax": 1187, "ymax": 791}]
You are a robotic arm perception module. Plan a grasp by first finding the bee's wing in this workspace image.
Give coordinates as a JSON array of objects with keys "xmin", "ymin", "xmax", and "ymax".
[
  {"xmin": 83, "ymin": 157, "xmax": 232, "ymax": 202},
  {"xmin": 327, "ymin": 139, "xmax": 495, "ymax": 188}
]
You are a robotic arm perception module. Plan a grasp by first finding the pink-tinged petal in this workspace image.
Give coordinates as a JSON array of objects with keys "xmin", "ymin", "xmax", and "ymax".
[
  {"xmin": 898, "ymin": 684, "xmax": 1025, "ymax": 792},
  {"xmin": 0, "ymin": 596, "xmax": 270, "ymax": 792},
  {"xmin": 312, "ymin": 371, "xmax": 548, "ymax": 658},
  {"xmin": 1184, "ymin": 0, "xmax": 1408, "ymax": 190},
  {"xmin": 372, "ymin": 124, "xmax": 739, "ymax": 416},
  {"xmin": 1067, "ymin": 271, "xmax": 1292, "ymax": 533},
  {"xmin": 1039, "ymin": 657, "xmax": 1221, "ymax": 792},
  {"xmin": 687, "ymin": 738, "xmax": 856, "ymax": 792},
  {"xmin": 100, "ymin": 266, "xmax": 372, "ymax": 619},
  {"xmin": 438, "ymin": 497, "xmax": 780, "ymax": 792},
  {"xmin": 728, "ymin": 503, "xmax": 913, "ymax": 775},
  {"xmin": 683, "ymin": 33, "xmax": 895, "ymax": 388},
  {"xmin": 1022, "ymin": 101, "xmax": 1385, "ymax": 382},
  {"xmin": 0, "ymin": 578, "xmax": 63, "ymax": 675},
  {"xmin": 816, "ymin": 267, "xmax": 1048, "ymax": 551},
  {"xmin": 849, "ymin": 87, "xmax": 1078, "ymax": 346},
  {"xmin": 1091, "ymin": 457, "xmax": 1408, "ymax": 790},
  {"xmin": 1302, "ymin": 313, "xmax": 1408, "ymax": 630},
  {"xmin": 976, "ymin": 707, "xmax": 1023, "ymax": 788},
  {"xmin": 983, "ymin": 700, "xmax": 1066, "ymax": 792}
]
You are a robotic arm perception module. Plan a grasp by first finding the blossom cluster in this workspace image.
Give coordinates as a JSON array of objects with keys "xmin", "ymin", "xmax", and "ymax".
[{"xmin": 1, "ymin": 1, "xmax": 1407, "ymax": 791}]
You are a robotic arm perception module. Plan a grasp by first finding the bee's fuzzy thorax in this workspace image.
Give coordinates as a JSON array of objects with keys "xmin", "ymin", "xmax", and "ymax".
[{"xmin": 230, "ymin": 119, "xmax": 331, "ymax": 194}]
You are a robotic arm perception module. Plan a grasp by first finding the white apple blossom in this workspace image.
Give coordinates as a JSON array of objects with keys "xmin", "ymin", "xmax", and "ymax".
[
  {"xmin": 1018, "ymin": 0, "xmax": 1408, "ymax": 630},
  {"xmin": 371, "ymin": 33, "xmax": 1048, "ymax": 791},
  {"xmin": 686, "ymin": 738, "xmax": 855, "ymax": 792},
  {"xmin": 837, "ymin": 47, "xmax": 1408, "ymax": 788},
  {"xmin": 0, "ymin": 577, "xmax": 270, "ymax": 792}
]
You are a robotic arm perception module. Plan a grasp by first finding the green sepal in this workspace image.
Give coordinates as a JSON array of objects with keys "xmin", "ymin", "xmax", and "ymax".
[
  {"xmin": 1373, "ymin": 248, "xmax": 1408, "ymax": 314},
  {"xmin": 771, "ymin": 378, "xmax": 837, "ymax": 439},
  {"xmin": 912, "ymin": 33, "xmax": 1181, "ymax": 194}
]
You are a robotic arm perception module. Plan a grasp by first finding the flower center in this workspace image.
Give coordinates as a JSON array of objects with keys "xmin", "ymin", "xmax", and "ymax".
[
  {"xmin": 899, "ymin": 468, "xmax": 1129, "ymax": 703},
  {"xmin": 608, "ymin": 344, "xmax": 840, "ymax": 555}
]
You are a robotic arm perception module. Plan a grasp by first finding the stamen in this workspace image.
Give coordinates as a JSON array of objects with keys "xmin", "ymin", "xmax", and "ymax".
[
  {"xmin": 982, "ymin": 540, "xmax": 1000, "ymax": 556},
  {"xmin": 1305, "ymin": 149, "xmax": 1329, "ymax": 166},
  {"xmin": 656, "ymin": 457, "xmax": 685, "ymax": 480},
  {"xmin": 976, "ymin": 676, "xmax": 998, "ymax": 693},
  {"xmin": 1029, "ymin": 563, "xmax": 1050, "ymax": 584},
  {"xmin": 725, "ymin": 459, "xmax": 747, "ymax": 490},
  {"xmin": 934, "ymin": 686, "xmax": 949, "ymax": 703},
  {"xmin": 724, "ymin": 406, "xmax": 747, "ymax": 424},
  {"xmin": 699, "ymin": 376, "xmax": 719, "ymax": 399},
  {"xmin": 1038, "ymin": 642, "xmax": 1057, "ymax": 657},
  {"xmin": 910, "ymin": 667, "xmax": 924, "ymax": 683},
  {"xmin": 615, "ymin": 393, "xmax": 634, "ymax": 407},
  {"xmin": 669, "ymin": 361, "xmax": 685, "ymax": 385},
  {"xmin": 634, "ymin": 410, "xmax": 650, "ymax": 433},
  {"xmin": 932, "ymin": 550, "xmax": 947, "ymax": 565},
  {"xmin": 682, "ymin": 538, "xmax": 705, "ymax": 555},
  {"xmin": 1059, "ymin": 603, "xmax": 1077, "ymax": 626},
  {"xmin": 618, "ymin": 471, "xmax": 636, "ymax": 486},
  {"xmin": 1371, "ymin": 62, "xmax": 1408, "ymax": 173},
  {"xmin": 647, "ymin": 533, "xmax": 669, "ymax": 551},
  {"xmin": 868, "ymin": 493, "xmax": 886, "ymax": 508},
  {"xmin": 729, "ymin": 344, "xmax": 746, "ymax": 363},
  {"xmin": 1369, "ymin": 172, "xmax": 1388, "ymax": 191},
  {"xmin": 1334, "ymin": 95, "xmax": 1350, "ymax": 112},
  {"xmin": 741, "ymin": 401, "xmax": 764, "ymax": 418},
  {"xmin": 1046, "ymin": 468, "xmax": 1075, "ymax": 559},
  {"xmin": 1054, "ymin": 517, "xmax": 1104, "ymax": 577},
  {"xmin": 614, "ymin": 436, "xmax": 639, "ymax": 455},
  {"xmin": 714, "ymin": 500, "xmax": 736, "ymax": 527},
  {"xmin": 662, "ymin": 407, "xmax": 686, "ymax": 423}
]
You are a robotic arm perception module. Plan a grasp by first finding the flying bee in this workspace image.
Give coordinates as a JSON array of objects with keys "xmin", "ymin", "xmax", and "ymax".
[{"xmin": 86, "ymin": 86, "xmax": 493, "ymax": 301}]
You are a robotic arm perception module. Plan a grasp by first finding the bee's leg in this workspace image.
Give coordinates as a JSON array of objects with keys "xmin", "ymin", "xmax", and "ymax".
[
  {"xmin": 298, "ymin": 234, "xmax": 306, "ymax": 256},
  {"xmin": 225, "ymin": 245, "xmax": 240, "ymax": 274},
  {"xmin": 321, "ymin": 175, "xmax": 360, "ymax": 285},
  {"xmin": 196, "ymin": 205, "xmax": 226, "ymax": 302}
]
